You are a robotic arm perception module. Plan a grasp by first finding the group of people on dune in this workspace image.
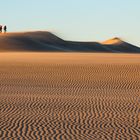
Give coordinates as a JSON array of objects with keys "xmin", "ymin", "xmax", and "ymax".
[{"xmin": 0, "ymin": 25, "xmax": 7, "ymax": 33}]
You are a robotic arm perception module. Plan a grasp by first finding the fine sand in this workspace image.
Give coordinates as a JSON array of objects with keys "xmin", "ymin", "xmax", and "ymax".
[{"xmin": 0, "ymin": 53, "xmax": 140, "ymax": 139}]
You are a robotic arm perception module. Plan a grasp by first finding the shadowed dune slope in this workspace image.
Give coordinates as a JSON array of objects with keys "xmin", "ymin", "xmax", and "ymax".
[
  {"xmin": 0, "ymin": 31, "xmax": 140, "ymax": 53},
  {"xmin": 0, "ymin": 32, "xmax": 67, "ymax": 51}
]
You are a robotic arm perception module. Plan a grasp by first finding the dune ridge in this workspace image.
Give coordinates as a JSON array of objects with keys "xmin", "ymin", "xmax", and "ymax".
[
  {"xmin": 102, "ymin": 37, "xmax": 123, "ymax": 45},
  {"xmin": 0, "ymin": 31, "xmax": 140, "ymax": 53},
  {"xmin": 0, "ymin": 53, "xmax": 140, "ymax": 139}
]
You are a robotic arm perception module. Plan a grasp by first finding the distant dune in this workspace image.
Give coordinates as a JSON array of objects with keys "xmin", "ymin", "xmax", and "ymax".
[{"xmin": 0, "ymin": 31, "xmax": 140, "ymax": 53}]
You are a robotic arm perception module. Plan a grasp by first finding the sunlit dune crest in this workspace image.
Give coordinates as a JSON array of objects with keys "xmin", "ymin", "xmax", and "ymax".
[{"xmin": 101, "ymin": 37, "xmax": 123, "ymax": 45}]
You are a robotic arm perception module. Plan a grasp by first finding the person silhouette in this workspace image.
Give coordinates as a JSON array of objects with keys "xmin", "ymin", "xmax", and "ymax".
[
  {"xmin": 4, "ymin": 25, "xmax": 7, "ymax": 33},
  {"xmin": 0, "ymin": 25, "xmax": 2, "ymax": 33}
]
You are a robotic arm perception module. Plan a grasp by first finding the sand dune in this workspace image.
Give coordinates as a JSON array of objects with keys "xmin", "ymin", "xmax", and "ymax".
[
  {"xmin": 0, "ymin": 31, "xmax": 140, "ymax": 53},
  {"xmin": 0, "ymin": 53, "xmax": 140, "ymax": 139},
  {"xmin": 102, "ymin": 37, "xmax": 123, "ymax": 45}
]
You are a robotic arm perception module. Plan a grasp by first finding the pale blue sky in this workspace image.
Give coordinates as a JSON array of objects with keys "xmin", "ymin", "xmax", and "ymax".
[{"xmin": 1, "ymin": 0, "xmax": 140, "ymax": 46}]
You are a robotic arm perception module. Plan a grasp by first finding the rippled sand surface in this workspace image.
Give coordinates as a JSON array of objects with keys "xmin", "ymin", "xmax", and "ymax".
[{"xmin": 0, "ymin": 53, "xmax": 140, "ymax": 140}]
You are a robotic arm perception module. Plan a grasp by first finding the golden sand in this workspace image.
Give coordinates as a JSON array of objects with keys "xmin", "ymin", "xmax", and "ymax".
[
  {"xmin": 101, "ymin": 38, "xmax": 122, "ymax": 45},
  {"xmin": 0, "ymin": 53, "xmax": 140, "ymax": 139}
]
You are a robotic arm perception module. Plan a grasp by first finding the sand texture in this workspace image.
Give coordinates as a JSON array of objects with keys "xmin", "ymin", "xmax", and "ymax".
[{"xmin": 0, "ymin": 53, "xmax": 140, "ymax": 140}]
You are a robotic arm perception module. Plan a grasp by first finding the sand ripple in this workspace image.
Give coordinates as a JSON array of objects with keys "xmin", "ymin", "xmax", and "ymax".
[{"xmin": 0, "ymin": 53, "xmax": 140, "ymax": 140}]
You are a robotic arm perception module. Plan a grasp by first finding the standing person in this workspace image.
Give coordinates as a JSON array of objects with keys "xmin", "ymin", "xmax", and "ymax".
[
  {"xmin": 4, "ymin": 25, "xmax": 7, "ymax": 33},
  {"xmin": 0, "ymin": 25, "xmax": 2, "ymax": 33}
]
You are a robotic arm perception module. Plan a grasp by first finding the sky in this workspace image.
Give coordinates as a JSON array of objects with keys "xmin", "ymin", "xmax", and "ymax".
[{"xmin": 1, "ymin": 0, "xmax": 140, "ymax": 46}]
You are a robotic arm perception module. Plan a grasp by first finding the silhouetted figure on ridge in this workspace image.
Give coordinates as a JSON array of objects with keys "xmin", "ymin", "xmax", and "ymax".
[
  {"xmin": 0, "ymin": 25, "xmax": 2, "ymax": 33},
  {"xmin": 4, "ymin": 26, "xmax": 7, "ymax": 33}
]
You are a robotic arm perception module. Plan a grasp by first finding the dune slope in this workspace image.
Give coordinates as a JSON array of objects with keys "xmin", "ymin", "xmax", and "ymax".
[{"xmin": 0, "ymin": 31, "xmax": 140, "ymax": 53}]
